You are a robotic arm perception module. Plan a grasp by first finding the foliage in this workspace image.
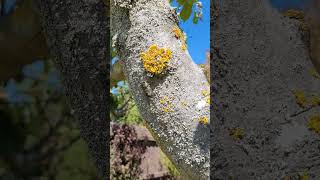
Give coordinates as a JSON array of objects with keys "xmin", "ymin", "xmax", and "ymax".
[
  {"xmin": 110, "ymin": 123, "xmax": 146, "ymax": 180},
  {"xmin": 172, "ymin": 0, "xmax": 203, "ymax": 23},
  {"xmin": 110, "ymin": 81, "xmax": 144, "ymax": 125},
  {"xmin": 0, "ymin": 60, "xmax": 98, "ymax": 179}
]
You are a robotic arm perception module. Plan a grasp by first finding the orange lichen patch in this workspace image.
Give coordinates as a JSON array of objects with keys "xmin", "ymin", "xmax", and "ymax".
[
  {"xmin": 308, "ymin": 115, "xmax": 320, "ymax": 135},
  {"xmin": 229, "ymin": 128, "xmax": 244, "ymax": 140},
  {"xmin": 293, "ymin": 90, "xmax": 308, "ymax": 108},
  {"xmin": 140, "ymin": 44, "xmax": 172, "ymax": 74},
  {"xmin": 198, "ymin": 116, "xmax": 209, "ymax": 125}
]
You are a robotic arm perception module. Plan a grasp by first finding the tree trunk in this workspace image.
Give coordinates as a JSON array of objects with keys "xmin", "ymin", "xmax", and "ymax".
[
  {"xmin": 37, "ymin": 0, "xmax": 109, "ymax": 178},
  {"xmin": 111, "ymin": 0, "xmax": 210, "ymax": 179},
  {"xmin": 212, "ymin": 0, "xmax": 320, "ymax": 179}
]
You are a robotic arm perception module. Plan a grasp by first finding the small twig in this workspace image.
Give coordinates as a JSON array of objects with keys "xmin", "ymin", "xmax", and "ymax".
[{"xmin": 290, "ymin": 106, "xmax": 314, "ymax": 117}]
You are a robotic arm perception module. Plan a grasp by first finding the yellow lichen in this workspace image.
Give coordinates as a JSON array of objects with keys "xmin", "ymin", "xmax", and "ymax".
[
  {"xmin": 160, "ymin": 96, "xmax": 169, "ymax": 104},
  {"xmin": 181, "ymin": 42, "xmax": 187, "ymax": 51},
  {"xmin": 308, "ymin": 115, "xmax": 320, "ymax": 135},
  {"xmin": 163, "ymin": 107, "xmax": 173, "ymax": 113},
  {"xmin": 172, "ymin": 26, "xmax": 183, "ymax": 39},
  {"xmin": 300, "ymin": 170, "xmax": 308, "ymax": 180},
  {"xmin": 201, "ymin": 90, "xmax": 209, "ymax": 97},
  {"xmin": 140, "ymin": 44, "xmax": 172, "ymax": 74},
  {"xmin": 293, "ymin": 90, "xmax": 307, "ymax": 108},
  {"xmin": 160, "ymin": 96, "xmax": 174, "ymax": 112},
  {"xmin": 198, "ymin": 116, "xmax": 209, "ymax": 125},
  {"xmin": 310, "ymin": 68, "xmax": 320, "ymax": 79},
  {"xmin": 181, "ymin": 101, "xmax": 188, "ymax": 107},
  {"xmin": 229, "ymin": 128, "xmax": 244, "ymax": 140},
  {"xmin": 283, "ymin": 10, "xmax": 309, "ymax": 32},
  {"xmin": 202, "ymin": 81, "xmax": 208, "ymax": 86},
  {"xmin": 172, "ymin": 26, "xmax": 188, "ymax": 51},
  {"xmin": 283, "ymin": 9, "xmax": 304, "ymax": 20},
  {"xmin": 311, "ymin": 95, "xmax": 320, "ymax": 106},
  {"xmin": 206, "ymin": 97, "xmax": 210, "ymax": 104},
  {"xmin": 299, "ymin": 23, "xmax": 309, "ymax": 32}
]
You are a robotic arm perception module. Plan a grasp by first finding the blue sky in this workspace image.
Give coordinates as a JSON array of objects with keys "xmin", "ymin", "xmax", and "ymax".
[
  {"xmin": 269, "ymin": 0, "xmax": 308, "ymax": 11},
  {"xmin": 171, "ymin": 0, "xmax": 210, "ymax": 64}
]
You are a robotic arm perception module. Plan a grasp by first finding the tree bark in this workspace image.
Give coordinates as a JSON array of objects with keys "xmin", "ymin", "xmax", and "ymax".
[
  {"xmin": 212, "ymin": 0, "xmax": 320, "ymax": 179},
  {"xmin": 37, "ymin": 0, "xmax": 109, "ymax": 179},
  {"xmin": 111, "ymin": 0, "xmax": 210, "ymax": 179}
]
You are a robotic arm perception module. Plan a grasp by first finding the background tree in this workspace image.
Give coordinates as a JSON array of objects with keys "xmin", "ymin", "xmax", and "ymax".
[{"xmin": 211, "ymin": 0, "xmax": 320, "ymax": 179}]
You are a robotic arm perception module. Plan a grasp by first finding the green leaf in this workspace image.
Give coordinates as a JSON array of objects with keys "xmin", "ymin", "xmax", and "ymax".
[
  {"xmin": 111, "ymin": 48, "xmax": 117, "ymax": 58},
  {"xmin": 176, "ymin": 0, "xmax": 185, "ymax": 5},
  {"xmin": 180, "ymin": 2, "xmax": 193, "ymax": 21},
  {"xmin": 193, "ymin": 12, "xmax": 199, "ymax": 24}
]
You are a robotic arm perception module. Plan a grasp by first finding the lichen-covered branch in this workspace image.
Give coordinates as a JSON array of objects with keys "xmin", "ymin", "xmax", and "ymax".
[{"xmin": 111, "ymin": 0, "xmax": 210, "ymax": 179}]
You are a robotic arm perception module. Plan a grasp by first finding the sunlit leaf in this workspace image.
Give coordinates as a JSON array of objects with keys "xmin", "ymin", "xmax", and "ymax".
[
  {"xmin": 180, "ymin": 1, "xmax": 193, "ymax": 21},
  {"xmin": 193, "ymin": 12, "xmax": 199, "ymax": 24}
]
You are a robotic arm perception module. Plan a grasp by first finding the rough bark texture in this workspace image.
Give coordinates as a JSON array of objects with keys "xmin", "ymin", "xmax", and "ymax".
[
  {"xmin": 212, "ymin": 0, "xmax": 320, "ymax": 179},
  {"xmin": 111, "ymin": 0, "xmax": 210, "ymax": 179},
  {"xmin": 37, "ymin": 0, "xmax": 109, "ymax": 179}
]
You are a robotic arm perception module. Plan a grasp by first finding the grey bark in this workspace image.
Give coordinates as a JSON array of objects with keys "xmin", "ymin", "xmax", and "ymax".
[
  {"xmin": 37, "ymin": 0, "xmax": 109, "ymax": 178},
  {"xmin": 111, "ymin": 0, "xmax": 210, "ymax": 179},
  {"xmin": 212, "ymin": 0, "xmax": 320, "ymax": 179}
]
